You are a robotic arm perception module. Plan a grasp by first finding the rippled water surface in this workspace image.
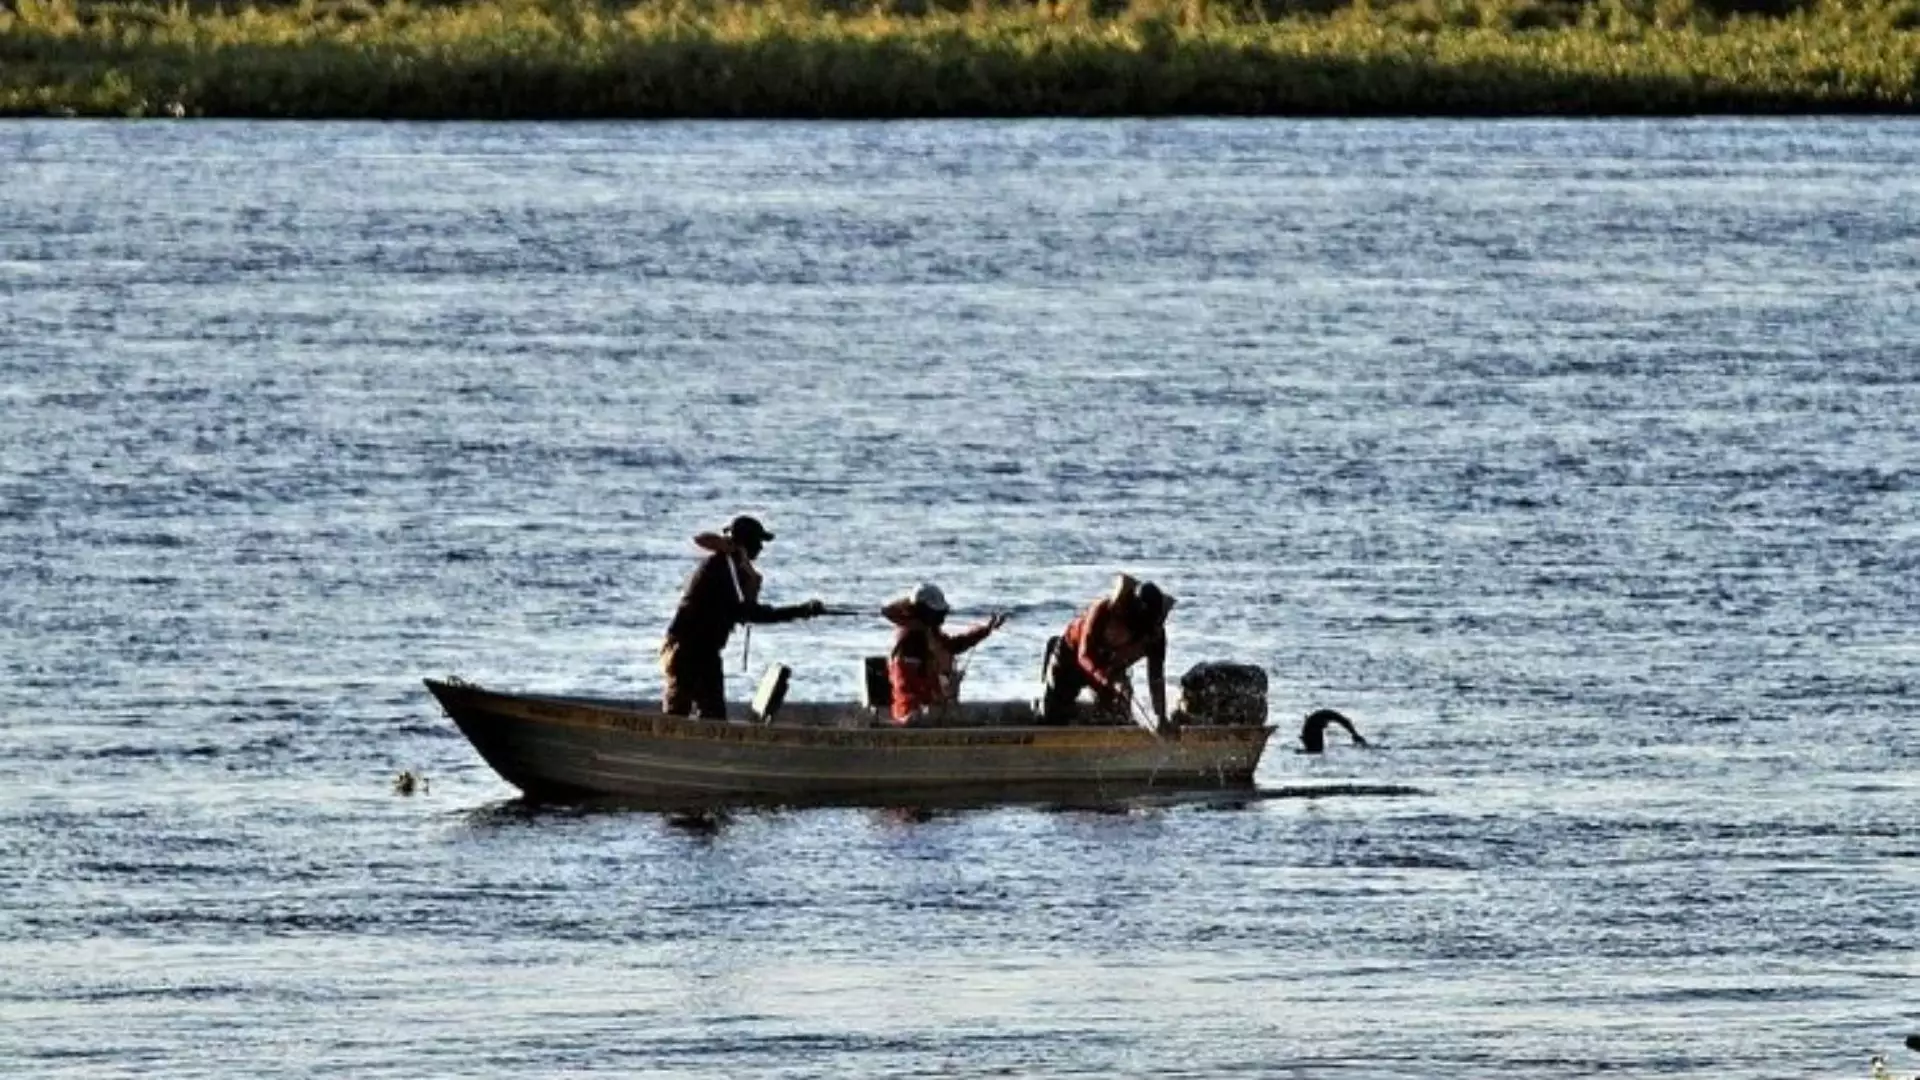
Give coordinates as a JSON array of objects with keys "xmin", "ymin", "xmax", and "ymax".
[{"xmin": 2, "ymin": 118, "xmax": 1916, "ymax": 1078}]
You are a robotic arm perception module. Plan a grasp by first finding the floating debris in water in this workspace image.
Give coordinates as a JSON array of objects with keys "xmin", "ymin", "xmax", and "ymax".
[
  {"xmin": 392, "ymin": 770, "xmax": 429, "ymax": 796},
  {"xmin": 664, "ymin": 809, "xmax": 729, "ymax": 835},
  {"xmin": 1870, "ymin": 1053, "xmax": 1918, "ymax": 1080},
  {"xmin": 1299, "ymin": 708, "xmax": 1369, "ymax": 754}
]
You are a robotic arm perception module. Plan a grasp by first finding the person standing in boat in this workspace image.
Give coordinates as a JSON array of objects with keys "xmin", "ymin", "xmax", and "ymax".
[
  {"xmin": 659, "ymin": 515, "xmax": 826, "ymax": 719},
  {"xmin": 1040, "ymin": 574, "xmax": 1175, "ymax": 727},
  {"xmin": 883, "ymin": 583, "xmax": 1008, "ymax": 724}
]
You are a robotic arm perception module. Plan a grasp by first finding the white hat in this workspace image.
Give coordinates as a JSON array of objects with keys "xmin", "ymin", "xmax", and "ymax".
[{"xmin": 911, "ymin": 583, "xmax": 950, "ymax": 615}]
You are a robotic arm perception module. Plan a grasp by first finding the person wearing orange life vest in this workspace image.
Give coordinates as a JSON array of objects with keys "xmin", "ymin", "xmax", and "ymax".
[
  {"xmin": 1041, "ymin": 574, "xmax": 1176, "ymax": 727},
  {"xmin": 883, "ymin": 584, "xmax": 1008, "ymax": 724},
  {"xmin": 659, "ymin": 515, "xmax": 827, "ymax": 720}
]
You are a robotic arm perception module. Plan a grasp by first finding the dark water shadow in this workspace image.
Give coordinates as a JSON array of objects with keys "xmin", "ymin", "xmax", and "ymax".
[
  {"xmin": 449, "ymin": 781, "xmax": 1426, "ymax": 832},
  {"xmin": 1252, "ymin": 783, "xmax": 1427, "ymax": 800}
]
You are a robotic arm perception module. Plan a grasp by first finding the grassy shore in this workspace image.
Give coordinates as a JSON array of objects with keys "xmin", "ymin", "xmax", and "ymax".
[{"xmin": 3, "ymin": 0, "xmax": 1917, "ymax": 118}]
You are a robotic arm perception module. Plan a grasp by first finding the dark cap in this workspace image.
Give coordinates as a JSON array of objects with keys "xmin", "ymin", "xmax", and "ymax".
[
  {"xmin": 1129, "ymin": 581, "xmax": 1175, "ymax": 630},
  {"xmin": 724, "ymin": 515, "xmax": 774, "ymax": 544},
  {"xmin": 1137, "ymin": 582, "xmax": 1164, "ymax": 612}
]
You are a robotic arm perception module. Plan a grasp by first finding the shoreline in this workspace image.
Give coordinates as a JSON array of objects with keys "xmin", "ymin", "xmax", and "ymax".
[{"xmin": 5, "ymin": 0, "xmax": 1918, "ymax": 119}]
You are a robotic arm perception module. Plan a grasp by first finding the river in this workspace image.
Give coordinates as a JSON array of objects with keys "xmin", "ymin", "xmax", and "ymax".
[{"xmin": 1, "ymin": 118, "xmax": 1915, "ymax": 1078}]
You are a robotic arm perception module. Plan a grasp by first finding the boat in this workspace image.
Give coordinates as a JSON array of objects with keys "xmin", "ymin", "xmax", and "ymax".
[{"xmin": 423, "ymin": 661, "xmax": 1277, "ymax": 808}]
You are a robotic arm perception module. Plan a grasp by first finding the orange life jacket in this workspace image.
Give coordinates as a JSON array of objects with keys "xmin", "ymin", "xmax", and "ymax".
[
  {"xmin": 886, "ymin": 618, "xmax": 958, "ymax": 723},
  {"xmin": 1062, "ymin": 598, "xmax": 1153, "ymax": 679}
]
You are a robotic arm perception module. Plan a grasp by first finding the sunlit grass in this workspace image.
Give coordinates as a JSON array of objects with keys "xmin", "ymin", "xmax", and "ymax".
[{"xmin": 2, "ymin": 0, "xmax": 1917, "ymax": 117}]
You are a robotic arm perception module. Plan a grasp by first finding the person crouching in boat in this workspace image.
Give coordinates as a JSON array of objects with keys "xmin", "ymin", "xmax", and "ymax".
[
  {"xmin": 884, "ymin": 584, "xmax": 1008, "ymax": 725},
  {"xmin": 1041, "ymin": 574, "xmax": 1176, "ymax": 728},
  {"xmin": 659, "ymin": 515, "xmax": 826, "ymax": 720}
]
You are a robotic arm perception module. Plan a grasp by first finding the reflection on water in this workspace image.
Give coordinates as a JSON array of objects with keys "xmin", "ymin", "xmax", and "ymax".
[
  {"xmin": 444, "ymin": 779, "xmax": 1426, "ymax": 822},
  {"xmin": 664, "ymin": 809, "xmax": 734, "ymax": 838}
]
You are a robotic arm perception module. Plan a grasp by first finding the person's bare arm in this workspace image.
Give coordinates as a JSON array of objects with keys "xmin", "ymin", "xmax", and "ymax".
[
  {"xmin": 1074, "ymin": 602, "xmax": 1126, "ymax": 700},
  {"xmin": 947, "ymin": 612, "xmax": 1007, "ymax": 656},
  {"xmin": 1146, "ymin": 632, "xmax": 1168, "ymax": 723}
]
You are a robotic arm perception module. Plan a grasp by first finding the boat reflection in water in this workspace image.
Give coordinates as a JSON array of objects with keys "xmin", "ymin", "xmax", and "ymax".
[{"xmin": 452, "ymin": 782, "xmax": 1427, "ymax": 837}]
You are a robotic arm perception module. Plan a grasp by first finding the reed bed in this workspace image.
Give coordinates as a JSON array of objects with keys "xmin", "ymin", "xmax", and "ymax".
[{"xmin": 3, "ymin": 0, "xmax": 1917, "ymax": 117}]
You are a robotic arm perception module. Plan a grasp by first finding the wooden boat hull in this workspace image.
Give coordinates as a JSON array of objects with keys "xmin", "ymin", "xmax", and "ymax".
[{"xmin": 425, "ymin": 679, "xmax": 1274, "ymax": 807}]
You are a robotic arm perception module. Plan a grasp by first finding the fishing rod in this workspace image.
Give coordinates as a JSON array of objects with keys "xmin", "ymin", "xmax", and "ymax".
[
  {"xmin": 814, "ymin": 606, "xmax": 1003, "ymax": 619},
  {"xmin": 741, "ymin": 603, "xmax": 874, "ymax": 671},
  {"xmin": 1127, "ymin": 692, "xmax": 1170, "ymax": 739}
]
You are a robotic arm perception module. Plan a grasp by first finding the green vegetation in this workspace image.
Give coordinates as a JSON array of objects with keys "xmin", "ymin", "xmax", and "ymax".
[{"xmin": 3, "ymin": 0, "xmax": 1917, "ymax": 117}]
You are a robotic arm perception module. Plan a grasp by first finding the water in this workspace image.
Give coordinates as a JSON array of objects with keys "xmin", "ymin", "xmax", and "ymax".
[{"xmin": 2, "ymin": 118, "xmax": 1916, "ymax": 1078}]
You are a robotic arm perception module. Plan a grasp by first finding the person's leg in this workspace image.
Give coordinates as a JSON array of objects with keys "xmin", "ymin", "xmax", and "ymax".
[
  {"xmin": 1040, "ymin": 642, "xmax": 1085, "ymax": 725},
  {"xmin": 660, "ymin": 641, "xmax": 692, "ymax": 716},
  {"xmin": 689, "ymin": 649, "xmax": 728, "ymax": 720}
]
